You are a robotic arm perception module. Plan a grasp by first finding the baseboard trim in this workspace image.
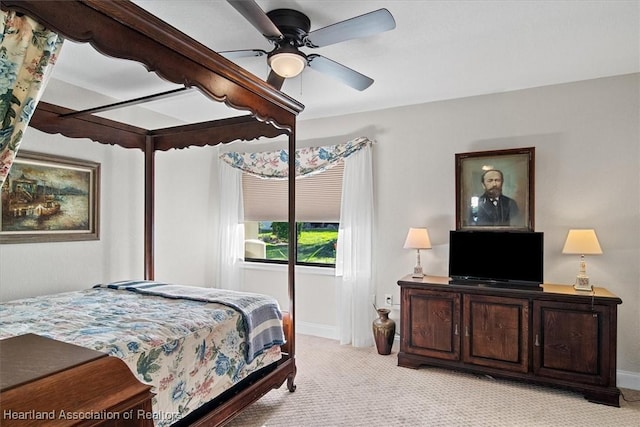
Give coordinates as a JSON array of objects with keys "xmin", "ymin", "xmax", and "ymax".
[
  {"xmin": 296, "ymin": 321, "xmax": 338, "ymax": 340},
  {"xmin": 618, "ymin": 369, "xmax": 640, "ymax": 391}
]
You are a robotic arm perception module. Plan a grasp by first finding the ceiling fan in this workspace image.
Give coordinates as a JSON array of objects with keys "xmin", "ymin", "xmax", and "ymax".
[
  {"xmin": 62, "ymin": 1, "xmax": 395, "ymax": 119},
  {"xmin": 222, "ymin": 0, "xmax": 396, "ymax": 91}
]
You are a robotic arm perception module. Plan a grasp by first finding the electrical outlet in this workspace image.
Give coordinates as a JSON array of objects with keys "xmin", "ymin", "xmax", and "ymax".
[{"xmin": 384, "ymin": 294, "xmax": 393, "ymax": 306}]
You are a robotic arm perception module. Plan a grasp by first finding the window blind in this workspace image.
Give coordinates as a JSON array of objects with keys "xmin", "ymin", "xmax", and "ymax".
[{"xmin": 242, "ymin": 160, "xmax": 343, "ymax": 222}]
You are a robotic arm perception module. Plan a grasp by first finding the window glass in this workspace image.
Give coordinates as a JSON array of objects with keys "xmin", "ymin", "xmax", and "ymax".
[{"xmin": 244, "ymin": 221, "xmax": 338, "ymax": 267}]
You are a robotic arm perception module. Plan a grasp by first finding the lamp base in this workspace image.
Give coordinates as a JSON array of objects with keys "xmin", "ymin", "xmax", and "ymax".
[
  {"xmin": 573, "ymin": 275, "xmax": 592, "ymax": 292},
  {"xmin": 412, "ymin": 265, "xmax": 424, "ymax": 278}
]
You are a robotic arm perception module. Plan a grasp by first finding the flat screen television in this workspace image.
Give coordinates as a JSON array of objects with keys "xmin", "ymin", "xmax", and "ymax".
[{"xmin": 448, "ymin": 230, "xmax": 544, "ymax": 287}]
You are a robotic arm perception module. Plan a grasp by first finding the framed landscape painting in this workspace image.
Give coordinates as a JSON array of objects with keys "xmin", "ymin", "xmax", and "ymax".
[
  {"xmin": 455, "ymin": 147, "xmax": 535, "ymax": 231},
  {"xmin": 0, "ymin": 151, "xmax": 100, "ymax": 243}
]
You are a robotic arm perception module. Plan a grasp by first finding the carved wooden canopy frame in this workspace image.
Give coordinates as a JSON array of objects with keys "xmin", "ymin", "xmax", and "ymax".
[
  {"xmin": 0, "ymin": 2, "xmax": 303, "ymax": 424},
  {"xmin": 1, "ymin": 0, "xmax": 304, "ymax": 280}
]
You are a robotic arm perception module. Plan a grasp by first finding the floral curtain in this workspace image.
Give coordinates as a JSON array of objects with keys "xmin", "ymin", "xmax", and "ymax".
[
  {"xmin": 219, "ymin": 136, "xmax": 372, "ymax": 179},
  {"xmin": 0, "ymin": 11, "xmax": 63, "ymax": 188}
]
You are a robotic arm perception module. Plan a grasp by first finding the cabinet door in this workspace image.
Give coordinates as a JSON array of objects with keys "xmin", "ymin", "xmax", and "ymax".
[
  {"xmin": 401, "ymin": 288, "xmax": 461, "ymax": 360},
  {"xmin": 462, "ymin": 294, "xmax": 529, "ymax": 373},
  {"xmin": 533, "ymin": 300, "xmax": 613, "ymax": 386}
]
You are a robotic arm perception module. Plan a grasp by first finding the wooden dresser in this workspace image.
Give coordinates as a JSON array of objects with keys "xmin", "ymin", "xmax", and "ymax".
[
  {"xmin": 397, "ymin": 275, "xmax": 622, "ymax": 406},
  {"xmin": 1, "ymin": 334, "xmax": 155, "ymax": 426}
]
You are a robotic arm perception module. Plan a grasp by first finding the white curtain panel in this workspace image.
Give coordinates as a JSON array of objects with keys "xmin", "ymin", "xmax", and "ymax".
[
  {"xmin": 335, "ymin": 145, "xmax": 374, "ymax": 347},
  {"xmin": 215, "ymin": 161, "xmax": 245, "ymax": 290}
]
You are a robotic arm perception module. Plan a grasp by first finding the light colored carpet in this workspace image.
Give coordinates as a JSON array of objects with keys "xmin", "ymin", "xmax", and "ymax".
[{"xmin": 227, "ymin": 334, "xmax": 639, "ymax": 427}]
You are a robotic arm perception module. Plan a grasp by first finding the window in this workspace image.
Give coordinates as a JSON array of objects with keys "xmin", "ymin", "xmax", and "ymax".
[
  {"xmin": 243, "ymin": 161, "xmax": 343, "ymax": 267},
  {"xmin": 245, "ymin": 221, "xmax": 339, "ymax": 266}
]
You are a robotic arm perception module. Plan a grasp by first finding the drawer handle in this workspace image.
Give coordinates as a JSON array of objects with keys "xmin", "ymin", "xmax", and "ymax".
[
  {"xmin": 465, "ymin": 326, "xmax": 469, "ymax": 337},
  {"xmin": 454, "ymin": 324, "xmax": 459, "ymax": 336},
  {"xmin": 535, "ymin": 334, "xmax": 540, "ymax": 347}
]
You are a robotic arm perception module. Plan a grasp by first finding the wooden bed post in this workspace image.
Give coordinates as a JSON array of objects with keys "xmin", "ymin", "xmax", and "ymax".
[
  {"xmin": 144, "ymin": 136, "xmax": 154, "ymax": 280},
  {"xmin": 287, "ymin": 127, "xmax": 296, "ymax": 358},
  {"xmin": 1, "ymin": 1, "xmax": 305, "ymax": 423}
]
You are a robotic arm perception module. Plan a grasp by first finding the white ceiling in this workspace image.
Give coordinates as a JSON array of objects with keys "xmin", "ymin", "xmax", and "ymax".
[{"xmin": 42, "ymin": 0, "xmax": 640, "ymax": 128}]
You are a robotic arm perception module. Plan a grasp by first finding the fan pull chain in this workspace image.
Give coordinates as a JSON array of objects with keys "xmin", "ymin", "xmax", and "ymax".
[{"xmin": 298, "ymin": 72, "xmax": 303, "ymax": 97}]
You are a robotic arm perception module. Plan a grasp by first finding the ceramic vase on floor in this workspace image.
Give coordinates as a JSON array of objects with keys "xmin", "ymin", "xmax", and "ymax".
[{"xmin": 372, "ymin": 308, "xmax": 396, "ymax": 355}]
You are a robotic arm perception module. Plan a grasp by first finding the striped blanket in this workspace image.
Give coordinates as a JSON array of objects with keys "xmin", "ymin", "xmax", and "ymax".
[{"xmin": 95, "ymin": 280, "xmax": 285, "ymax": 364}]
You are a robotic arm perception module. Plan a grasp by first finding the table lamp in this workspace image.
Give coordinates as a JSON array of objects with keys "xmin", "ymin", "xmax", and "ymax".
[
  {"xmin": 562, "ymin": 229, "xmax": 603, "ymax": 291},
  {"xmin": 404, "ymin": 228, "xmax": 432, "ymax": 278}
]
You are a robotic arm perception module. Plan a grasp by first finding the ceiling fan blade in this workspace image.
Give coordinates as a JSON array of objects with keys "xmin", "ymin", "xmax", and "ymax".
[
  {"xmin": 307, "ymin": 54, "xmax": 374, "ymax": 91},
  {"xmin": 267, "ymin": 70, "xmax": 285, "ymax": 91},
  {"xmin": 305, "ymin": 9, "xmax": 395, "ymax": 48},
  {"xmin": 219, "ymin": 49, "xmax": 268, "ymax": 59},
  {"xmin": 227, "ymin": 0, "xmax": 283, "ymax": 40}
]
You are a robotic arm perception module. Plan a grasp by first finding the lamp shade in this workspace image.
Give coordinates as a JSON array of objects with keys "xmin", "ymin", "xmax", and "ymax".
[
  {"xmin": 404, "ymin": 228, "xmax": 432, "ymax": 250},
  {"xmin": 562, "ymin": 229, "xmax": 603, "ymax": 255},
  {"xmin": 268, "ymin": 50, "xmax": 306, "ymax": 78}
]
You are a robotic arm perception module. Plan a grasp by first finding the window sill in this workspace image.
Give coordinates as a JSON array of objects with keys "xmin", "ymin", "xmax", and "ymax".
[{"xmin": 240, "ymin": 261, "xmax": 336, "ymax": 276}]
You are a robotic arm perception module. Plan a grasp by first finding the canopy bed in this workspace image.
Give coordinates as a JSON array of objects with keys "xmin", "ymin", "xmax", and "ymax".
[{"xmin": 0, "ymin": 1, "xmax": 303, "ymax": 426}]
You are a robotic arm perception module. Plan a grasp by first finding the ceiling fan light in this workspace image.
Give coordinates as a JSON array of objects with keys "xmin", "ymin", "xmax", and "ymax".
[{"xmin": 268, "ymin": 52, "xmax": 306, "ymax": 78}]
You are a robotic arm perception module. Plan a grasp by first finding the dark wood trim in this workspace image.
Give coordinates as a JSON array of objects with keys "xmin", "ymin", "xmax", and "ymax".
[
  {"xmin": 29, "ymin": 102, "xmax": 148, "ymax": 150},
  {"xmin": 144, "ymin": 136, "xmax": 154, "ymax": 281},
  {"xmin": 1, "ymin": 1, "xmax": 300, "ymax": 423},
  {"xmin": 29, "ymin": 103, "xmax": 291, "ymax": 152},
  {"xmin": 1, "ymin": 0, "xmax": 303, "ymax": 130},
  {"xmin": 150, "ymin": 115, "xmax": 290, "ymax": 151},
  {"xmin": 288, "ymin": 129, "xmax": 297, "ymax": 359}
]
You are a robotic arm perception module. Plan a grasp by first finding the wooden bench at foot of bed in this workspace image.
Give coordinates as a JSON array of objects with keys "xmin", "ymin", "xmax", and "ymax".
[
  {"xmin": 0, "ymin": 334, "xmax": 155, "ymax": 427},
  {"xmin": 1, "ymin": 313, "xmax": 296, "ymax": 427}
]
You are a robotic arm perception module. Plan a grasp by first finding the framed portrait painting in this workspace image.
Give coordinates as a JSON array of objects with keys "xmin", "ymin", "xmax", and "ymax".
[
  {"xmin": 0, "ymin": 151, "xmax": 100, "ymax": 244},
  {"xmin": 455, "ymin": 147, "xmax": 534, "ymax": 231}
]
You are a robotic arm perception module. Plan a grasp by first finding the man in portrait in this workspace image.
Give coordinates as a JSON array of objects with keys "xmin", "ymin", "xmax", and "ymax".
[{"xmin": 469, "ymin": 169, "xmax": 519, "ymax": 226}]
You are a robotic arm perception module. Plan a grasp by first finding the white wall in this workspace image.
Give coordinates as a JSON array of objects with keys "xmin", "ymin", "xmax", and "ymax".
[
  {"xmin": 294, "ymin": 73, "xmax": 640, "ymax": 387},
  {"xmin": 241, "ymin": 264, "xmax": 340, "ymax": 339},
  {"xmin": 0, "ymin": 134, "xmax": 145, "ymax": 299},
  {"xmin": 153, "ymin": 147, "xmax": 220, "ymax": 285},
  {"xmin": 1, "ymin": 74, "xmax": 638, "ymax": 387}
]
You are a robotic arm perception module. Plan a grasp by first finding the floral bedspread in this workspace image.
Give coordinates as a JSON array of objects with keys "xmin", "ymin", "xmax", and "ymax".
[
  {"xmin": 97, "ymin": 280, "xmax": 285, "ymax": 364},
  {"xmin": 0, "ymin": 287, "xmax": 283, "ymax": 426}
]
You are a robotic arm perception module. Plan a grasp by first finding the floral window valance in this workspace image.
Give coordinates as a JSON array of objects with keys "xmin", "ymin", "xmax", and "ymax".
[{"xmin": 220, "ymin": 136, "xmax": 373, "ymax": 179}]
